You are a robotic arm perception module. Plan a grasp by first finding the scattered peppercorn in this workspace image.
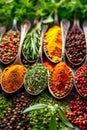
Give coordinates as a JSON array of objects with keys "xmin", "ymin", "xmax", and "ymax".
[
  {"xmin": 65, "ymin": 92, "xmax": 87, "ymax": 130},
  {"xmin": 0, "ymin": 91, "xmax": 31, "ymax": 130}
]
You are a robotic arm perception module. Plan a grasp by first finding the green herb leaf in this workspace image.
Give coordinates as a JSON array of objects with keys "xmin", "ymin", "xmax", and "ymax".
[
  {"xmin": 23, "ymin": 104, "xmax": 48, "ymax": 113},
  {"xmin": 49, "ymin": 115, "xmax": 57, "ymax": 130},
  {"xmin": 43, "ymin": 15, "xmax": 54, "ymax": 24},
  {"xmin": 58, "ymin": 107, "xmax": 74, "ymax": 128}
]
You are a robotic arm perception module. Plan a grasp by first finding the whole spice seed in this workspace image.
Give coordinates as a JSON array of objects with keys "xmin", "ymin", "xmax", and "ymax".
[
  {"xmin": 24, "ymin": 63, "xmax": 48, "ymax": 95},
  {"xmin": 65, "ymin": 92, "xmax": 87, "ymax": 130},
  {"xmin": 75, "ymin": 62, "xmax": 87, "ymax": 98},
  {"xmin": 65, "ymin": 25, "xmax": 86, "ymax": 65},
  {"xmin": 0, "ymin": 30, "xmax": 20, "ymax": 63},
  {"xmin": 49, "ymin": 62, "xmax": 73, "ymax": 98},
  {"xmin": 0, "ymin": 91, "xmax": 31, "ymax": 130},
  {"xmin": 1, "ymin": 64, "xmax": 26, "ymax": 93},
  {"xmin": 44, "ymin": 25, "xmax": 62, "ymax": 62}
]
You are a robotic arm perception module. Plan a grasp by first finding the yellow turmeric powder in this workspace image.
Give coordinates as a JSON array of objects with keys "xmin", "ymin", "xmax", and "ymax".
[
  {"xmin": 44, "ymin": 25, "xmax": 62, "ymax": 62},
  {"xmin": 1, "ymin": 64, "xmax": 26, "ymax": 93}
]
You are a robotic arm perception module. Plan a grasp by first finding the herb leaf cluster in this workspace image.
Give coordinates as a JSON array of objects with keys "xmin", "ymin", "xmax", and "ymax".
[
  {"xmin": 24, "ymin": 63, "xmax": 48, "ymax": 95},
  {"xmin": 22, "ymin": 22, "xmax": 41, "ymax": 61},
  {"xmin": 0, "ymin": 0, "xmax": 87, "ymax": 26}
]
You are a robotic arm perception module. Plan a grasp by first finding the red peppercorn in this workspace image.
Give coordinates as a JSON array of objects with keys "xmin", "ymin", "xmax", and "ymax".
[
  {"xmin": 65, "ymin": 92, "xmax": 87, "ymax": 130},
  {"xmin": 0, "ymin": 30, "xmax": 20, "ymax": 63}
]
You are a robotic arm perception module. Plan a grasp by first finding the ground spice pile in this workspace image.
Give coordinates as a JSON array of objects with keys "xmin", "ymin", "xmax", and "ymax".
[
  {"xmin": 44, "ymin": 25, "xmax": 62, "ymax": 62},
  {"xmin": 49, "ymin": 62, "xmax": 73, "ymax": 98},
  {"xmin": 1, "ymin": 64, "xmax": 26, "ymax": 93}
]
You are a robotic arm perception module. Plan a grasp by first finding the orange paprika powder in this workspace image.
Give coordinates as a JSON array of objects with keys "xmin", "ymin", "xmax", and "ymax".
[{"xmin": 49, "ymin": 62, "xmax": 73, "ymax": 98}]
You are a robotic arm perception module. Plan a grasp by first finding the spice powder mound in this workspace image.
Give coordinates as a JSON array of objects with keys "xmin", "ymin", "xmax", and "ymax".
[
  {"xmin": 1, "ymin": 64, "xmax": 26, "ymax": 93},
  {"xmin": 44, "ymin": 25, "xmax": 62, "ymax": 62},
  {"xmin": 49, "ymin": 62, "xmax": 73, "ymax": 97}
]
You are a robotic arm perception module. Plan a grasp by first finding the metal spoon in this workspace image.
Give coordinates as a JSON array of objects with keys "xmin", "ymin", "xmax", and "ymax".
[
  {"xmin": 75, "ymin": 22, "xmax": 87, "ymax": 99},
  {"xmin": 1, "ymin": 20, "xmax": 31, "ymax": 93},
  {"xmin": 24, "ymin": 24, "xmax": 49, "ymax": 96},
  {"xmin": 48, "ymin": 19, "xmax": 74, "ymax": 99},
  {"xmin": 65, "ymin": 19, "xmax": 86, "ymax": 66},
  {"xmin": 43, "ymin": 10, "xmax": 62, "ymax": 63},
  {"xmin": 0, "ymin": 18, "xmax": 20, "ymax": 65}
]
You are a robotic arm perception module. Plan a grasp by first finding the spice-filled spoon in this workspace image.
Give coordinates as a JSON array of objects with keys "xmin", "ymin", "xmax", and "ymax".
[
  {"xmin": 1, "ymin": 20, "xmax": 31, "ymax": 93},
  {"xmin": 43, "ymin": 10, "xmax": 62, "ymax": 63},
  {"xmin": 48, "ymin": 19, "xmax": 74, "ymax": 99},
  {"xmin": 24, "ymin": 24, "xmax": 49, "ymax": 96},
  {"xmin": 75, "ymin": 22, "xmax": 87, "ymax": 99},
  {"xmin": 65, "ymin": 19, "xmax": 86, "ymax": 66},
  {"xmin": 0, "ymin": 18, "xmax": 20, "ymax": 65},
  {"xmin": 22, "ymin": 20, "xmax": 42, "ymax": 63}
]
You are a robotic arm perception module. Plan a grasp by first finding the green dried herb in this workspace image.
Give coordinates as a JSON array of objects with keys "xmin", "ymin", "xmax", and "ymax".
[
  {"xmin": 24, "ymin": 63, "xmax": 48, "ymax": 95},
  {"xmin": 0, "ymin": 92, "xmax": 11, "ymax": 118}
]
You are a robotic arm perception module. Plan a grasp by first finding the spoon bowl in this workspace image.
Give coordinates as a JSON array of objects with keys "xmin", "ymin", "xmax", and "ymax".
[
  {"xmin": 22, "ymin": 20, "xmax": 41, "ymax": 64},
  {"xmin": 75, "ymin": 22, "xmax": 87, "ymax": 99},
  {"xmin": 1, "ymin": 20, "xmax": 31, "ymax": 93},
  {"xmin": 48, "ymin": 19, "xmax": 74, "ymax": 99},
  {"xmin": 0, "ymin": 18, "xmax": 20, "ymax": 65},
  {"xmin": 43, "ymin": 10, "xmax": 62, "ymax": 64},
  {"xmin": 65, "ymin": 19, "xmax": 86, "ymax": 66},
  {"xmin": 24, "ymin": 24, "xmax": 49, "ymax": 96}
]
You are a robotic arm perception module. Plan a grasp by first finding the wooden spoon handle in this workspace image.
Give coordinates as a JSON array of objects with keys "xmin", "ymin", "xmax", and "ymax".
[
  {"xmin": 83, "ymin": 22, "xmax": 87, "ymax": 60},
  {"xmin": 36, "ymin": 24, "xmax": 48, "ymax": 63},
  {"xmin": 54, "ymin": 9, "xmax": 59, "ymax": 25},
  {"xmin": 73, "ymin": 19, "xmax": 82, "ymax": 31},
  {"xmin": 0, "ymin": 26, "xmax": 6, "ymax": 42},
  {"xmin": 61, "ymin": 19, "xmax": 70, "ymax": 61},
  {"xmin": 15, "ymin": 20, "xmax": 31, "ymax": 64},
  {"xmin": 83, "ymin": 22, "xmax": 87, "ymax": 43},
  {"xmin": 12, "ymin": 18, "xmax": 19, "ymax": 33}
]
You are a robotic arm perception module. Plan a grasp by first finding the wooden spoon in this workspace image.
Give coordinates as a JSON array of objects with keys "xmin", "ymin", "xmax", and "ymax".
[
  {"xmin": 43, "ymin": 10, "xmax": 62, "ymax": 63},
  {"xmin": 0, "ymin": 18, "xmax": 20, "ymax": 65},
  {"xmin": 65, "ymin": 19, "xmax": 86, "ymax": 66},
  {"xmin": 22, "ymin": 20, "xmax": 41, "ymax": 64},
  {"xmin": 1, "ymin": 20, "xmax": 31, "ymax": 93},
  {"xmin": 24, "ymin": 24, "xmax": 49, "ymax": 95},
  {"xmin": 48, "ymin": 19, "xmax": 74, "ymax": 99},
  {"xmin": 75, "ymin": 22, "xmax": 87, "ymax": 99},
  {"xmin": 0, "ymin": 26, "xmax": 6, "ymax": 42}
]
